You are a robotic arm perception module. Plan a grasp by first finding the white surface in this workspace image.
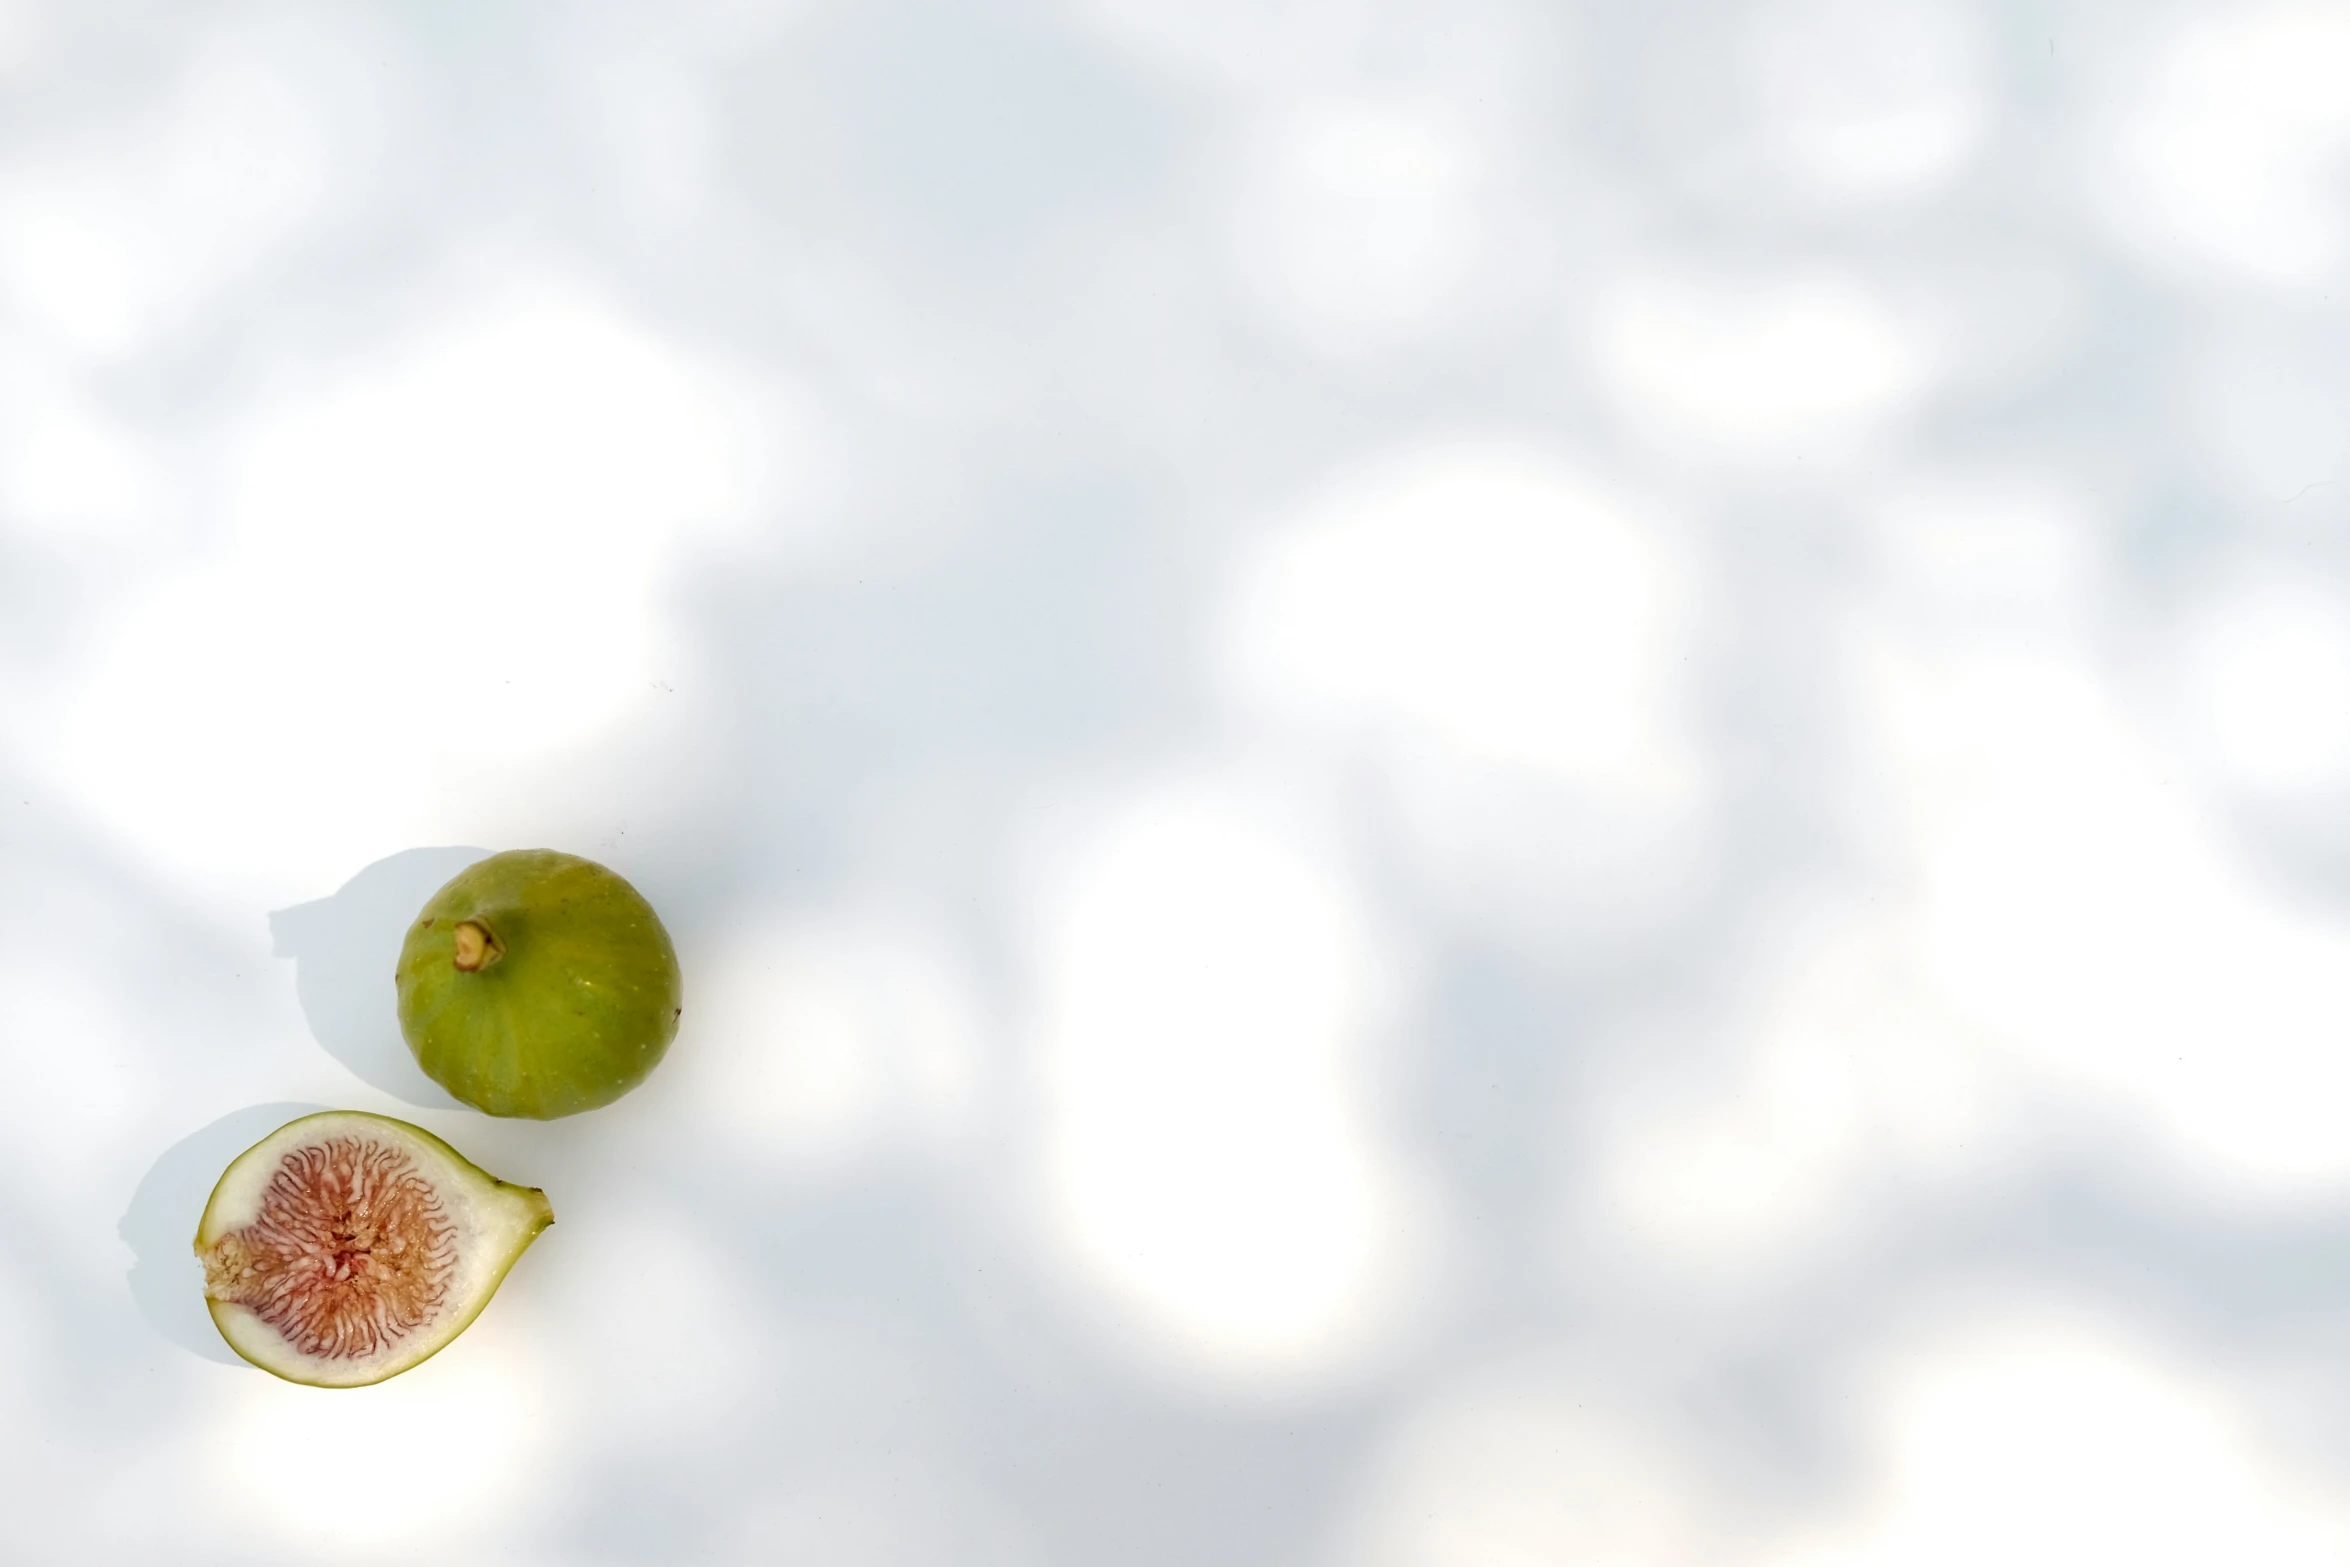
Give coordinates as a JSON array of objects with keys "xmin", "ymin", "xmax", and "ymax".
[{"xmin": 10, "ymin": 2, "xmax": 2350, "ymax": 1563}]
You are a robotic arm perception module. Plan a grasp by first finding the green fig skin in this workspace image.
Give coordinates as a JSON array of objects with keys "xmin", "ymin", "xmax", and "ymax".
[{"xmin": 397, "ymin": 849, "xmax": 682, "ymax": 1119}]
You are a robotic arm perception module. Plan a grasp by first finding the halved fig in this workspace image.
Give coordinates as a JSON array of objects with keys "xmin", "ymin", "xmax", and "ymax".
[
  {"xmin": 396, "ymin": 848, "xmax": 683, "ymax": 1119},
  {"xmin": 193, "ymin": 1111, "xmax": 552, "ymax": 1387}
]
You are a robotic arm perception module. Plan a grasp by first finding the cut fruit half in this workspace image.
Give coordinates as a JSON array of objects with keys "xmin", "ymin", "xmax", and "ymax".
[{"xmin": 193, "ymin": 1111, "xmax": 553, "ymax": 1387}]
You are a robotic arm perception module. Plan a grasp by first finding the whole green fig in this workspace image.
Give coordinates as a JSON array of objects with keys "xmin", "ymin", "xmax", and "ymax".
[{"xmin": 396, "ymin": 849, "xmax": 682, "ymax": 1118}]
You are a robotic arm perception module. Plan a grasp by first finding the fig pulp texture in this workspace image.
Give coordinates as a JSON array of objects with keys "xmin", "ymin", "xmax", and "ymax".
[
  {"xmin": 397, "ymin": 849, "xmax": 682, "ymax": 1119},
  {"xmin": 194, "ymin": 1111, "xmax": 552, "ymax": 1387}
]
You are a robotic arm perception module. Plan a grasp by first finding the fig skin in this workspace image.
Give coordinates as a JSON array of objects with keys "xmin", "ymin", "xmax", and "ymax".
[
  {"xmin": 397, "ymin": 849, "xmax": 682, "ymax": 1119},
  {"xmin": 194, "ymin": 1110, "xmax": 553, "ymax": 1388}
]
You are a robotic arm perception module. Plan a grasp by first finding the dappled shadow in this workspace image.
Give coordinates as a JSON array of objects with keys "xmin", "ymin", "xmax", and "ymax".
[
  {"xmin": 268, "ymin": 848, "xmax": 485, "ymax": 1108},
  {"xmin": 16, "ymin": 0, "xmax": 2350, "ymax": 1561}
]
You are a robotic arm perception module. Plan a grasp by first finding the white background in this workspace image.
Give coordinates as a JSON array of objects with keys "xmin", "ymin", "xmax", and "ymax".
[{"xmin": 10, "ymin": 1, "xmax": 2350, "ymax": 1562}]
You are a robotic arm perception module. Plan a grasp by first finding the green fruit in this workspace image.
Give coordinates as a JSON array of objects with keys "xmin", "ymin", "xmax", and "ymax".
[
  {"xmin": 194, "ymin": 1111, "xmax": 553, "ymax": 1387},
  {"xmin": 396, "ymin": 849, "xmax": 682, "ymax": 1119}
]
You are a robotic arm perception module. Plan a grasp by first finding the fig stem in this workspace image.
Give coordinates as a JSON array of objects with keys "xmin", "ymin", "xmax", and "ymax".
[{"xmin": 451, "ymin": 921, "xmax": 502, "ymax": 973}]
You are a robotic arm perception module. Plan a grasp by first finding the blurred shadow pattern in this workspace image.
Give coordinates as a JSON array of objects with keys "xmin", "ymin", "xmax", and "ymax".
[
  {"xmin": 268, "ymin": 846, "xmax": 484, "ymax": 1107},
  {"xmin": 11, "ymin": 0, "xmax": 2350, "ymax": 1562}
]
